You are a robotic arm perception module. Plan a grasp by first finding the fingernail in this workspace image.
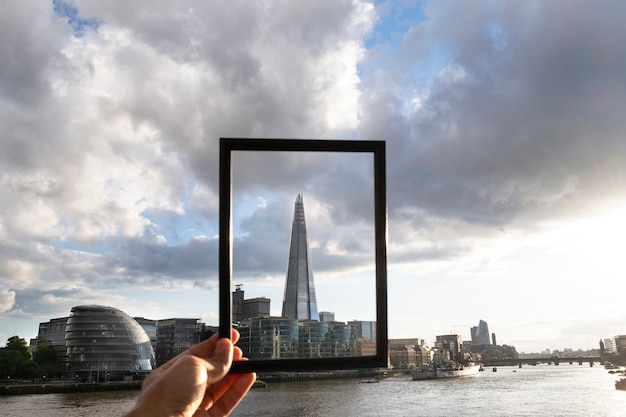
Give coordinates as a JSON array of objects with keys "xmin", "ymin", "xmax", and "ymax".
[{"xmin": 215, "ymin": 338, "xmax": 231, "ymax": 355}]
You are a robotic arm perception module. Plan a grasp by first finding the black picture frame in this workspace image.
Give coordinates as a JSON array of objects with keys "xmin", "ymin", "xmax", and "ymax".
[{"xmin": 219, "ymin": 138, "xmax": 387, "ymax": 373}]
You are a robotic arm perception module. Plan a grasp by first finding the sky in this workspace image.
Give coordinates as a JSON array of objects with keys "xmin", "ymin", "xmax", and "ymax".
[{"xmin": 1, "ymin": 0, "xmax": 625, "ymax": 354}]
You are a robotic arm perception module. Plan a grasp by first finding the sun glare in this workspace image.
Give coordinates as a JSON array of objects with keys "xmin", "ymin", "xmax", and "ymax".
[{"xmin": 559, "ymin": 202, "xmax": 626, "ymax": 276}]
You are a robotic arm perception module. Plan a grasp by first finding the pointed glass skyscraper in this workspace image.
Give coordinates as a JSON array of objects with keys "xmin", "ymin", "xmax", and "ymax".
[{"xmin": 281, "ymin": 194, "xmax": 319, "ymax": 321}]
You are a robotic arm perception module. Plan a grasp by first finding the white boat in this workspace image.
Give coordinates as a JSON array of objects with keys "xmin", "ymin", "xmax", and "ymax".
[{"xmin": 411, "ymin": 362, "xmax": 481, "ymax": 380}]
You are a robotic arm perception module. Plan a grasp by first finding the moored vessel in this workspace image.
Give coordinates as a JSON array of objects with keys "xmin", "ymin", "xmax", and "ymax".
[{"xmin": 411, "ymin": 361, "xmax": 481, "ymax": 380}]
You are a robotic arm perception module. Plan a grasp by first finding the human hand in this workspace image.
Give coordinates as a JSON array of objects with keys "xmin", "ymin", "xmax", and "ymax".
[{"xmin": 125, "ymin": 329, "xmax": 256, "ymax": 417}]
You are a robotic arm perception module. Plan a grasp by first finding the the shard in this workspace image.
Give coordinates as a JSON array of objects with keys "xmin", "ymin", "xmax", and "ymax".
[{"xmin": 281, "ymin": 194, "xmax": 319, "ymax": 320}]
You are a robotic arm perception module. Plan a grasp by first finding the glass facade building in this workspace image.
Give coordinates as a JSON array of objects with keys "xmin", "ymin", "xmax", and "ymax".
[
  {"xmin": 282, "ymin": 194, "xmax": 319, "ymax": 320},
  {"xmin": 470, "ymin": 319, "xmax": 491, "ymax": 345},
  {"xmin": 134, "ymin": 316, "xmax": 158, "ymax": 357},
  {"xmin": 299, "ymin": 320, "xmax": 360, "ymax": 358},
  {"xmin": 65, "ymin": 305, "xmax": 154, "ymax": 381},
  {"xmin": 35, "ymin": 316, "xmax": 68, "ymax": 356},
  {"xmin": 155, "ymin": 318, "xmax": 200, "ymax": 366},
  {"xmin": 349, "ymin": 320, "xmax": 377, "ymax": 339},
  {"xmin": 238, "ymin": 318, "xmax": 300, "ymax": 359},
  {"xmin": 238, "ymin": 318, "xmax": 358, "ymax": 360}
]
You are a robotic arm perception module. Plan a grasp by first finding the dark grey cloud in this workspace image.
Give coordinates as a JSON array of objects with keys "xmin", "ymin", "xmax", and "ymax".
[
  {"xmin": 361, "ymin": 0, "xmax": 626, "ymax": 242},
  {"xmin": 0, "ymin": 1, "xmax": 69, "ymax": 107},
  {"xmin": 101, "ymin": 234, "xmax": 218, "ymax": 282},
  {"xmin": 234, "ymin": 200, "xmax": 292, "ymax": 276}
]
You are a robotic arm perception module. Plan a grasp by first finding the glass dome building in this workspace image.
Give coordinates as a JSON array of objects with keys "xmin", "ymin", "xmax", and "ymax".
[{"xmin": 65, "ymin": 305, "xmax": 155, "ymax": 381}]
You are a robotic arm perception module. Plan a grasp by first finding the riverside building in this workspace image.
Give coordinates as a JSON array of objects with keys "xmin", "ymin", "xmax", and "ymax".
[
  {"xmin": 237, "ymin": 318, "xmax": 359, "ymax": 359},
  {"xmin": 65, "ymin": 305, "xmax": 154, "ymax": 381},
  {"xmin": 33, "ymin": 316, "xmax": 69, "ymax": 359},
  {"xmin": 34, "ymin": 306, "xmax": 217, "ymax": 378}
]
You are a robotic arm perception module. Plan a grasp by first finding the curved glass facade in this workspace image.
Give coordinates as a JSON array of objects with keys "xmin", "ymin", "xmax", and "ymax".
[{"xmin": 65, "ymin": 305, "xmax": 154, "ymax": 381}]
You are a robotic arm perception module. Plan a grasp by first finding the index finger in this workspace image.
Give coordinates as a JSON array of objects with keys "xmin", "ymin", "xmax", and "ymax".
[{"xmin": 187, "ymin": 328, "xmax": 241, "ymax": 359}]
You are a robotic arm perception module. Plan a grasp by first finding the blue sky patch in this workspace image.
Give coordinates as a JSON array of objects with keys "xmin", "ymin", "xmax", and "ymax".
[{"xmin": 53, "ymin": 0, "xmax": 102, "ymax": 37}]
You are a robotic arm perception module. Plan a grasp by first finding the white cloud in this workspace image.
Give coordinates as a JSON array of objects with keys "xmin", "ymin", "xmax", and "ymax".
[
  {"xmin": 0, "ymin": 289, "xmax": 16, "ymax": 313},
  {"xmin": 41, "ymin": 293, "xmax": 58, "ymax": 305}
]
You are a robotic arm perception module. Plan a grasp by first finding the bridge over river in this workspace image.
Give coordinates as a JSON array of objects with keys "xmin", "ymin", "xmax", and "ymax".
[{"xmin": 483, "ymin": 356, "xmax": 601, "ymax": 367}]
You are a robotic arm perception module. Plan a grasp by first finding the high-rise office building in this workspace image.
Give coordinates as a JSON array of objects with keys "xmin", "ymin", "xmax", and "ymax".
[
  {"xmin": 471, "ymin": 319, "xmax": 491, "ymax": 345},
  {"xmin": 319, "ymin": 311, "xmax": 335, "ymax": 322},
  {"xmin": 34, "ymin": 316, "xmax": 68, "ymax": 356},
  {"xmin": 155, "ymin": 318, "xmax": 200, "ymax": 366},
  {"xmin": 242, "ymin": 297, "xmax": 271, "ymax": 321},
  {"xmin": 349, "ymin": 320, "xmax": 377, "ymax": 339},
  {"xmin": 232, "ymin": 285, "xmax": 271, "ymax": 323},
  {"xmin": 281, "ymin": 194, "xmax": 319, "ymax": 320},
  {"xmin": 232, "ymin": 285, "xmax": 245, "ymax": 323}
]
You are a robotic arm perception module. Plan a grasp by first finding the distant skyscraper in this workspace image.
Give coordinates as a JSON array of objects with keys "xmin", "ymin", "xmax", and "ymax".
[
  {"xmin": 319, "ymin": 311, "xmax": 335, "ymax": 322},
  {"xmin": 282, "ymin": 194, "xmax": 319, "ymax": 320},
  {"xmin": 232, "ymin": 285, "xmax": 245, "ymax": 323},
  {"xmin": 470, "ymin": 326, "xmax": 478, "ymax": 343},
  {"xmin": 349, "ymin": 320, "xmax": 377, "ymax": 340},
  {"xmin": 471, "ymin": 319, "xmax": 491, "ymax": 345},
  {"xmin": 242, "ymin": 297, "xmax": 271, "ymax": 320},
  {"xmin": 232, "ymin": 285, "xmax": 271, "ymax": 322}
]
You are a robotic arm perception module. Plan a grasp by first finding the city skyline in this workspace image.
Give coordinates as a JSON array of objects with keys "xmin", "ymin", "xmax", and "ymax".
[
  {"xmin": 1, "ymin": 1, "xmax": 626, "ymax": 354},
  {"xmin": 30, "ymin": 307, "xmax": 608, "ymax": 356}
]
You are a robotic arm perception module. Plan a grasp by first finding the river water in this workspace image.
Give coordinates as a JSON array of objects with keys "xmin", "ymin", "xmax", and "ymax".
[{"xmin": 2, "ymin": 365, "xmax": 625, "ymax": 416}]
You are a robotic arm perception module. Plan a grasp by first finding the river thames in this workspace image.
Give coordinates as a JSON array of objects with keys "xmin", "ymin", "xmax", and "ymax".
[{"xmin": 2, "ymin": 364, "xmax": 625, "ymax": 416}]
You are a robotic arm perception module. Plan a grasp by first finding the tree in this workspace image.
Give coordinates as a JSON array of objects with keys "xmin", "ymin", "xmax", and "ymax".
[
  {"xmin": 33, "ymin": 339, "xmax": 59, "ymax": 377},
  {"xmin": 33, "ymin": 339, "xmax": 57, "ymax": 365},
  {"xmin": 5, "ymin": 336, "xmax": 32, "ymax": 361},
  {"xmin": 1, "ymin": 336, "xmax": 40, "ymax": 379},
  {"xmin": 0, "ymin": 349, "xmax": 22, "ymax": 379}
]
